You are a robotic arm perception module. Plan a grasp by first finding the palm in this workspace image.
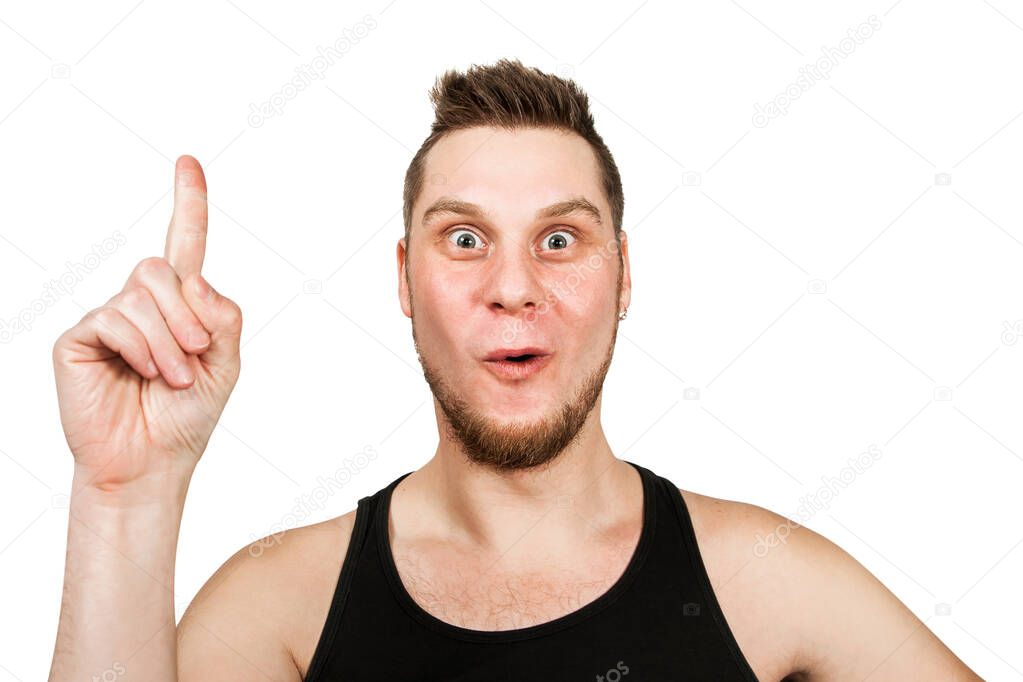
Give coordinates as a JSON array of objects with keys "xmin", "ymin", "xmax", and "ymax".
[{"xmin": 55, "ymin": 339, "xmax": 234, "ymax": 488}]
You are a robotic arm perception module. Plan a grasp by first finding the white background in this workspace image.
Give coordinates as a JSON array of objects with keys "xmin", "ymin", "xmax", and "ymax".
[{"xmin": 2, "ymin": 1, "xmax": 1022, "ymax": 679}]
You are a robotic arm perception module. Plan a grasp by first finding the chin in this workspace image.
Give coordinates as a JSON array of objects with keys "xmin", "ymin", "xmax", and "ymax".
[{"xmin": 482, "ymin": 391, "xmax": 551, "ymax": 418}]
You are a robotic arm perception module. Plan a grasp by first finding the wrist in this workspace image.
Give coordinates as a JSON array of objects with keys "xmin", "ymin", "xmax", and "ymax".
[
  {"xmin": 71, "ymin": 465, "xmax": 193, "ymax": 511},
  {"xmin": 65, "ymin": 468, "xmax": 190, "ymax": 604}
]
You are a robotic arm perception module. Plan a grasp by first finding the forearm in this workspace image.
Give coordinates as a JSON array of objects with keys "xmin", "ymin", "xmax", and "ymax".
[{"xmin": 48, "ymin": 469, "xmax": 191, "ymax": 682}]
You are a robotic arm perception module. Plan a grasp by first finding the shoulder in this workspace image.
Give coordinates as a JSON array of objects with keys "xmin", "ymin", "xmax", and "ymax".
[
  {"xmin": 177, "ymin": 508, "xmax": 359, "ymax": 681},
  {"xmin": 678, "ymin": 488, "xmax": 980, "ymax": 681}
]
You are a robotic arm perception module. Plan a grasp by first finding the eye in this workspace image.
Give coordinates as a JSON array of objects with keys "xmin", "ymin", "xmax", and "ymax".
[
  {"xmin": 447, "ymin": 228, "xmax": 485, "ymax": 250},
  {"xmin": 539, "ymin": 229, "xmax": 576, "ymax": 251}
]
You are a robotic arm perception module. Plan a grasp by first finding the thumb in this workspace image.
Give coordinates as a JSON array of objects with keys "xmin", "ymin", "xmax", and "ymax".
[{"xmin": 181, "ymin": 272, "xmax": 243, "ymax": 373}]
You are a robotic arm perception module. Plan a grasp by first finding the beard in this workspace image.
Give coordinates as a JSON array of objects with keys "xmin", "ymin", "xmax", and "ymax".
[{"xmin": 410, "ymin": 304, "xmax": 620, "ymax": 473}]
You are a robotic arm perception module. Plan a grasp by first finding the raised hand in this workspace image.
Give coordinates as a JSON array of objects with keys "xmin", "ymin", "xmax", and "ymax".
[{"xmin": 52, "ymin": 155, "xmax": 243, "ymax": 492}]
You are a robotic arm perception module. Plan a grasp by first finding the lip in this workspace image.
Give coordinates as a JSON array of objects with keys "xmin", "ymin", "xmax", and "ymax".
[{"xmin": 482, "ymin": 353, "xmax": 553, "ymax": 381}]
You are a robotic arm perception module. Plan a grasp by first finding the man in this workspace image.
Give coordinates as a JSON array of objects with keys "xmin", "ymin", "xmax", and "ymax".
[{"xmin": 48, "ymin": 59, "xmax": 979, "ymax": 680}]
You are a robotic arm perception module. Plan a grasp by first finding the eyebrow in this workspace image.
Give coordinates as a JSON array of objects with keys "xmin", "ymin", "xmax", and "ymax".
[{"xmin": 421, "ymin": 196, "xmax": 603, "ymax": 228}]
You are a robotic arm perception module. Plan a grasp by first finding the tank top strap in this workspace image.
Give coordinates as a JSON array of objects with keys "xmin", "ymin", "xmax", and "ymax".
[
  {"xmin": 646, "ymin": 466, "xmax": 760, "ymax": 682},
  {"xmin": 304, "ymin": 472, "xmax": 411, "ymax": 681}
]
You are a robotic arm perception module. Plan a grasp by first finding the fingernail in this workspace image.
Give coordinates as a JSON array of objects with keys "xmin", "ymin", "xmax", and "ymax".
[
  {"xmin": 190, "ymin": 329, "xmax": 211, "ymax": 349},
  {"xmin": 195, "ymin": 275, "xmax": 214, "ymax": 301},
  {"xmin": 175, "ymin": 362, "xmax": 193, "ymax": 384}
]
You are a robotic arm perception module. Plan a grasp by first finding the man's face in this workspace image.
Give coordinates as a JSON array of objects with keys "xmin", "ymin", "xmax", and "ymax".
[{"xmin": 397, "ymin": 126, "xmax": 631, "ymax": 471}]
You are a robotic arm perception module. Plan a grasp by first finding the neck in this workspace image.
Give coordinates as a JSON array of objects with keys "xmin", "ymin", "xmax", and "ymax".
[{"xmin": 398, "ymin": 416, "xmax": 641, "ymax": 560}]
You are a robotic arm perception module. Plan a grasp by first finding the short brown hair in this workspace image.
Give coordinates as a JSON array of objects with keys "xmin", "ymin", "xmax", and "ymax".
[{"xmin": 402, "ymin": 58, "xmax": 625, "ymax": 250}]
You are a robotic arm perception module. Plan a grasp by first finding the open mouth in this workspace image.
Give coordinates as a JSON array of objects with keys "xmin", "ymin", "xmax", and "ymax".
[
  {"xmin": 483, "ymin": 346, "xmax": 550, "ymax": 363},
  {"xmin": 482, "ymin": 351, "xmax": 553, "ymax": 380}
]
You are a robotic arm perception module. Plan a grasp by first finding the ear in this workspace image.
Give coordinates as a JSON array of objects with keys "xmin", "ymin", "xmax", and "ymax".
[
  {"xmin": 618, "ymin": 230, "xmax": 632, "ymax": 314},
  {"xmin": 397, "ymin": 237, "xmax": 412, "ymax": 318}
]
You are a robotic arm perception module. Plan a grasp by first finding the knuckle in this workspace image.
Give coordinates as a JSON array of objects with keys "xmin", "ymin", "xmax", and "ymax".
[
  {"xmin": 221, "ymin": 298, "xmax": 243, "ymax": 330},
  {"xmin": 179, "ymin": 190, "xmax": 208, "ymax": 208},
  {"xmin": 52, "ymin": 331, "xmax": 68, "ymax": 359},
  {"xmin": 134, "ymin": 256, "xmax": 169, "ymax": 279},
  {"xmin": 175, "ymin": 184, "xmax": 207, "ymax": 200},
  {"xmin": 92, "ymin": 306, "xmax": 119, "ymax": 328},
  {"xmin": 181, "ymin": 225, "xmax": 207, "ymax": 243},
  {"xmin": 119, "ymin": 286, "xmax": 152, "ymax": 310}
]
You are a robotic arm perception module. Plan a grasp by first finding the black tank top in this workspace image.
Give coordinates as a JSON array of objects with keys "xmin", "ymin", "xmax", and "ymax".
[{"xmin": 305, "ymin": 461, "xmax": 759, "ymax": 681}]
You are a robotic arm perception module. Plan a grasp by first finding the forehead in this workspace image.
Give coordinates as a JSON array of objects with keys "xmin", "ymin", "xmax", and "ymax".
[{"xmin": 415, "ymin": 126, "xmax": 607, "ymax": 226}]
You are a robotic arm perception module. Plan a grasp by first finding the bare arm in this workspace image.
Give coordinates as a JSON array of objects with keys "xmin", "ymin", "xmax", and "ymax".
[
  {"xmin": 50, "ymin": 482, "xmax": 312, "ymax": 682},
  {"xmin": 49, "ymin": 475, "xmax": 190, "ymax": 681},
  {"xmin": 729, "ymin": 502, "xmax": 982, "ymax": 680},
  {"xmin": 785, "ymin": 518, "xmax": 982, "ymax": 680}
]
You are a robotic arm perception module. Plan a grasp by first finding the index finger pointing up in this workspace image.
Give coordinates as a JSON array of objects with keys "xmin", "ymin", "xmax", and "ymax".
[{"xmin": 164, "ymin": 155, "xmax": 208, "ymax": 278}]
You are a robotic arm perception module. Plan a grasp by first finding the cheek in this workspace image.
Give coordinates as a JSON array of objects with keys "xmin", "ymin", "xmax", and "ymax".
[
  {"xmin": 415, "ymin": 267, "xmax": 459, "ymax": 312},
  {"xmin": 548, "ymin": 269, "xmax": 617, "ymax": 322},
  {"xmin": 415, "ymin": 273, "xmax": 471, "ymax": 340}
]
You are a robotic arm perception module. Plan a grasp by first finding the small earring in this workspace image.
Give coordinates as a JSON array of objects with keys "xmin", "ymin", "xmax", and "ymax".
[{"xmin": 618, "ymin": 307, "xmax": 628, "ymax": 321}]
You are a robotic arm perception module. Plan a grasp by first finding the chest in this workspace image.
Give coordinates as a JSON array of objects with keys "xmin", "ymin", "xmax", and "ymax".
[{"xmin": 391, "ymin": 541, "xmax": 633, "ymax": 631}]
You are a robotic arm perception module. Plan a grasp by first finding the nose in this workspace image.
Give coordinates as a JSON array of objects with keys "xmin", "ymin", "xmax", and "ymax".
[{"xmin": 482, "ymin": 241, "xmax": 544, "ymax": 318}]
